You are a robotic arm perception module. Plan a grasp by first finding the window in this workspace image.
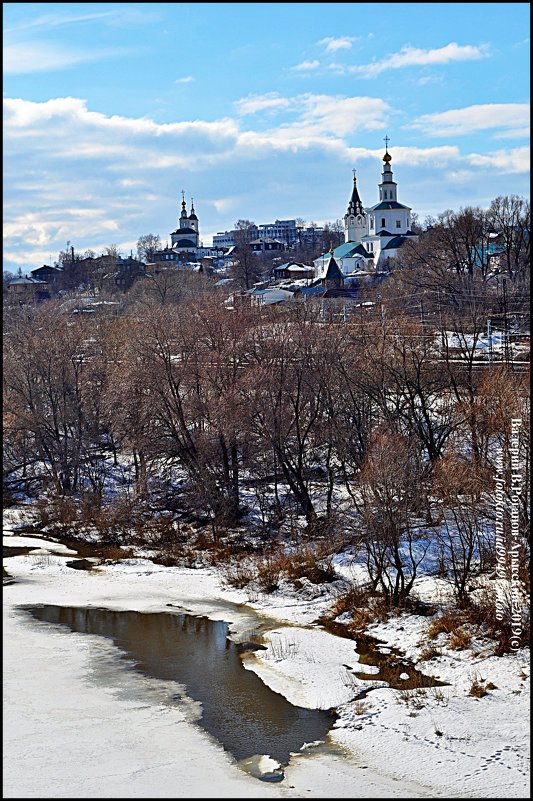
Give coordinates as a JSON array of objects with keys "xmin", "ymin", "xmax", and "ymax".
[
  {"xmin": 381, "ymin": 218, "xmax": 386, "ymax": 228},
  {"xmin": 370, "ymin": 219, "xmax": 374, "ymax": 229},
  {"xmin": 396, "ymin": 220, "xmax": 401, "ymax": 228}
]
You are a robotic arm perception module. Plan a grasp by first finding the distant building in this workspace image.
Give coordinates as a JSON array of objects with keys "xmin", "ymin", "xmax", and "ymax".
[
  {"xmin": 257, "ymin": 220, "xmax": 298, "ymax": 246},
  {"xmin": 319, "ymin": 249, "xmax": 345, "ymax": 290},
  {"xmin": 215, "ymin": 219, "xmax": 323, "ymax": 250},
  {"xmin": 315, "ymin": 140, "xmax": 419, "ymax": 272},
  {"xmin": 152, "ymin": 193, "xmax": 225, "ymax": 265},
  {"xmin": 295, "ymin": 225, "xmax": 325, "ymax": 247},
  {"xmin": 249, "ymin": 237, "xmax": 284, "ymax": 253},
  {"xmin": 272, "ymin": 261, "xmax": 314, "ymax": 281},
  {"xmin": 103, "ymin": 256, "xmax": 146, "ymax": 292},
  {"xmin": 30, "ymin": 264, "xmax": 63, "ymax": 292},
  {"xmin": 7, "ymin": 275, "xmax": 49, "ymax": 302},
  {"xmin": 314, "ymin": 242, "xmax": 372, "ymax": 277},
  {"xmin": 213, "ymin": 230, "xmax": 240, "ymax": 248}
]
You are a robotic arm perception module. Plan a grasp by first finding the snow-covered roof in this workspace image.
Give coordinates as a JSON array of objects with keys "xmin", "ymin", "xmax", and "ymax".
[{"xmin": 8, "ymin": 276, "xmax": 47, "ymax": 286}]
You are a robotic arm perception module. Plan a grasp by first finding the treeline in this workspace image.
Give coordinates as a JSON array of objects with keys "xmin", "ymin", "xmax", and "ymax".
[{"xmin": 3, "ymin": 277, "xmax": 530, "ymax": 612}]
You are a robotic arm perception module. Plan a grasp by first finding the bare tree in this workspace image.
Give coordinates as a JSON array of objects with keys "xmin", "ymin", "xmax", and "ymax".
[
  {"xmin": 137, "ymin": 233, "xmax": 162, "ymax": 263},
  {"xmin": 355, "ymin": 427, "xmax": 430, "ymax": 607},
  {"xmin": 488, "ymin": 195, "xmax": 530, "ymax": 280}
]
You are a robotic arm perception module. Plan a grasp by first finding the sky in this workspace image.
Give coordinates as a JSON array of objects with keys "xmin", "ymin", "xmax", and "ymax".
[{"xmin": 3, "ymin": 2, "xmax": 530, "ymax": 272}]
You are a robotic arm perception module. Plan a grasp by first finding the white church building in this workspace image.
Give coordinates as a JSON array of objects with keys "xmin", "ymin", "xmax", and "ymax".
[{"xmin": 315, "ymin": 140, "xmax": 418, "ymax": 277}]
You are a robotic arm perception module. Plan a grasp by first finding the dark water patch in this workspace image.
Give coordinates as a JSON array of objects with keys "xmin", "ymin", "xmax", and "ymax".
[
  {"xmin": 65, "ymin": 559, "xmax": 97, "ymax": 571},
  {"xmin": 317, "ymin": 617, "xmax": 447, "ymax": 690},
  {"xmin": 3, "ymin": 545, "xmax": 35, "ymax": 558},
  {"xmin": 5, "ymin": 529, "xmax": 113, "ymax": 560},
  {"xmin": 23, "ymin": 605, "xmax": 334, "ymax": 770}
]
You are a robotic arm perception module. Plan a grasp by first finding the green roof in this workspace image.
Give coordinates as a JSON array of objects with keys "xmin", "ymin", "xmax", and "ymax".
[{"xmin": 319, "ymin": 242, "xmax": 371, "ymax": 260}]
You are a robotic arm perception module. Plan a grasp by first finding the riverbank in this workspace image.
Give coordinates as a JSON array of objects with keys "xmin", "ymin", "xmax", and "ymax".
[{"xmin": 3, "ymin": 521, "xmax": 530, "ymax": 798}]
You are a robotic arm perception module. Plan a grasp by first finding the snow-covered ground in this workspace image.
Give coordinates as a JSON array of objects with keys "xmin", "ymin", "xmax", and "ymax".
[{"xmin": 3, "ymin": 512, "xmax": 530, "ymax": 799}]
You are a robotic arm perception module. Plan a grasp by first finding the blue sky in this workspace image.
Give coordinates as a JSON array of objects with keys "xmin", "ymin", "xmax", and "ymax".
[{"xmin": 3, "ymin": 2, "xmax": 530, "ymax": 271}]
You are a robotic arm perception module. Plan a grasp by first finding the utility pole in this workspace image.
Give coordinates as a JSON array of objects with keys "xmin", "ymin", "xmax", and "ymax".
[
  {"xmin": 438, "ymin": 288, "xmax": 445, "ymax": 352},
  {"xmin": 502, "ymin": 277, "xmax": 510, "ymax": 367}
]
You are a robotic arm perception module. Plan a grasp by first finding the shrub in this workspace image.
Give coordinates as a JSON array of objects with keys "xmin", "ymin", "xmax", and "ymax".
[
  {"xmin": 449, "ymin": 627, "xmax": 472, "ymax": 650},
  {"xmin": 465, "ymin": 587, "xmax": 530, "ymax": 655},
  {"xmin": 330, "ymin": 583, "xmax": 388, "ymax": 632},
  {"xmin": 469, "ymin": 679, "xmax": 488, "ymax": 698},
  {"xmin": 255, "ymin": 556, "xmax": 283, "ymax": 593},
  {"xmin": 427, "ymin": 610, "xmax": 464, "ymax": 639},
  {"xmin": 221, "ymin": 557, "xmax": 257, "ymax": 589},
  {"xmin": 98, "ymin": 544, "xmax": 135, "ymax": 561},
  {"xmin": 35, "ymin": 495, "xmax": 78, "ymax": 530},
  {"xmin": 284, "ymin": 544, "xmax": 336, "ymax": 586}
]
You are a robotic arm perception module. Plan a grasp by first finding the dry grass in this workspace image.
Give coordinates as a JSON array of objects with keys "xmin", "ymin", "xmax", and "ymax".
[
  {"xmin": 431, "ymin": 687, "xmax": 449, "ymax": 706},
  {"xmin": 468, "ymin": 679, "xmax": 488, "ymax": 698},
  {"xmin": 255, "ymin": 556, "xmax": 283, "ymax": 593},
  {"xmin": 354, "ymin": 700, "xmax": 368, "ymax": 715},
  {"xmin": 330, "ymin": 583, "xmax": 388, "ymax": 632},
  {"xmin": 98, "ymin": 544, "xmax": 135, "ymax": 561},
  {"xmin": 427, "ymin": 610, "xmax": 465, "ymax": 639},
  {"xmin": 220, "ymin": 541, "xmax": 341, "ymax": 595},
  {"xmin": 220, "ymin": 557, "xmax": 257, "ymax": 589},
  {"xmin": 418, "ymin": 645, "xmax": 442, "ymax": 662},
  {"xmin": 449, "ymin": 627, "xmax": 472, "ymax": 651},
  {"xmin": 397, "ymin": 687, "xmax": 427, "ymax": 709}
]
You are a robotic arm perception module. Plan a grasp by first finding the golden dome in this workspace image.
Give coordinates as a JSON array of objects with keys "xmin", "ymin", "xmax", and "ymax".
[{"xmin": 383, "ymin": 151, "xmax": 392, "ymax": 163}]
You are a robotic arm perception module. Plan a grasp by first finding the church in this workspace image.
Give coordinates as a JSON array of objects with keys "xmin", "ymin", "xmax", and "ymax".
[
  {"xmin": 150, "ymin": 193, "xmax": 221, "ymax": 266},
  {"xmin": 314, "ymin": 139, "xmax": 418, "ymax": 277}
]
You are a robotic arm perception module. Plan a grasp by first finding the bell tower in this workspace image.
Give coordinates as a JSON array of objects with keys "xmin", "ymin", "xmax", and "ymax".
[{"xmin": 344, "ymin": 169, "xmax": 367, "ymax": 242}]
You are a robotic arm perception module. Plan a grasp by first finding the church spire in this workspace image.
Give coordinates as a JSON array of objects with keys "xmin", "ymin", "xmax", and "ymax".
[
  {"xmin": 344, "ymin": 169, "xmax": 367, "ymax": 243},
  {"xmin": 180, "ymin": 189, "xmax": 188, "ymax": 219},
  {"xmin": 379, "ymin": 137, "xmax": 397, "ymax": 202},
  {"xmin": 347, "ymin": 169, "xmax": 364, "ymax": 216}
]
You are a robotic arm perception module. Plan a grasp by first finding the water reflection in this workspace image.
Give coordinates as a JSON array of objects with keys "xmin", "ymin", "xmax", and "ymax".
[{"xmin": 24, "ymin": 605, "xmax": 333, "ymax": 766}]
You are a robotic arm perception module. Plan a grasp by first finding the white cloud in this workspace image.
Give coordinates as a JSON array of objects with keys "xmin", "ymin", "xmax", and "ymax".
[
  {"xmin": 290, "ymin": 59, "xmax": 320, "ymax": 72},
  {"xmin": 467, "ymin": 146, "xmax": 530, "ymax": 174},
  {"xmin": 410, "ymin": 103, "xmax": 530, "ymax": 137},
  {"xmin": 211, "ymin": 197, "xmax": 239, "ymax": 213},
  {"xmin": 4, "ymin": 10, "xmax": 117, "ymax": 34},
  {"xmin": 3, "ymin": 95, "xmax": 529, "ymax": 272},
  {"xmin": 331, "ymin": 42, "xmax": 490, "ymax": 78},
  {"xmin": 3, "ymin": 41, "xmax": 135, "ymax": 74},
  {"xmin": 235, "ymin": 93, "xmax": 291, "ymax": 115},
  {"xmin": 175, "ymin": 76, "xmax": 194, "ymax": 84},
  {"xmin": 297, "ymin": 94, "xmax": 389, "ymax": 136},
  {"xmin": 319, "ymin": 36, "xmax": 358, "ymax": 53},
  {"xmin": 4, "ymin": 7, "xmax": 160, "ymax": 34},
  {"xmin": 494, "ymin": 127, "xmax": 530, "ymax": 140}
]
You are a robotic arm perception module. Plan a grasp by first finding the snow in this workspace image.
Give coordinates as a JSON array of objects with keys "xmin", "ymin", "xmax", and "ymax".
[
  {"xmin": 3, "ymin": 520, "xmax": 530, "ymax": 798},
  {"xmin": 243, "ymin": 626, "xmax": 381, "ymax": 710}
]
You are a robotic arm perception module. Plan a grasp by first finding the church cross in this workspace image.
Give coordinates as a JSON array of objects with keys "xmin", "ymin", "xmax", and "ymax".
[
  {"xmin": 384, "ymin": 135, "xmax": 390, "ymax": 149},
  {"xmin": 352, "ymin": 168, "xmax": 357, "ymax": 179}
]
